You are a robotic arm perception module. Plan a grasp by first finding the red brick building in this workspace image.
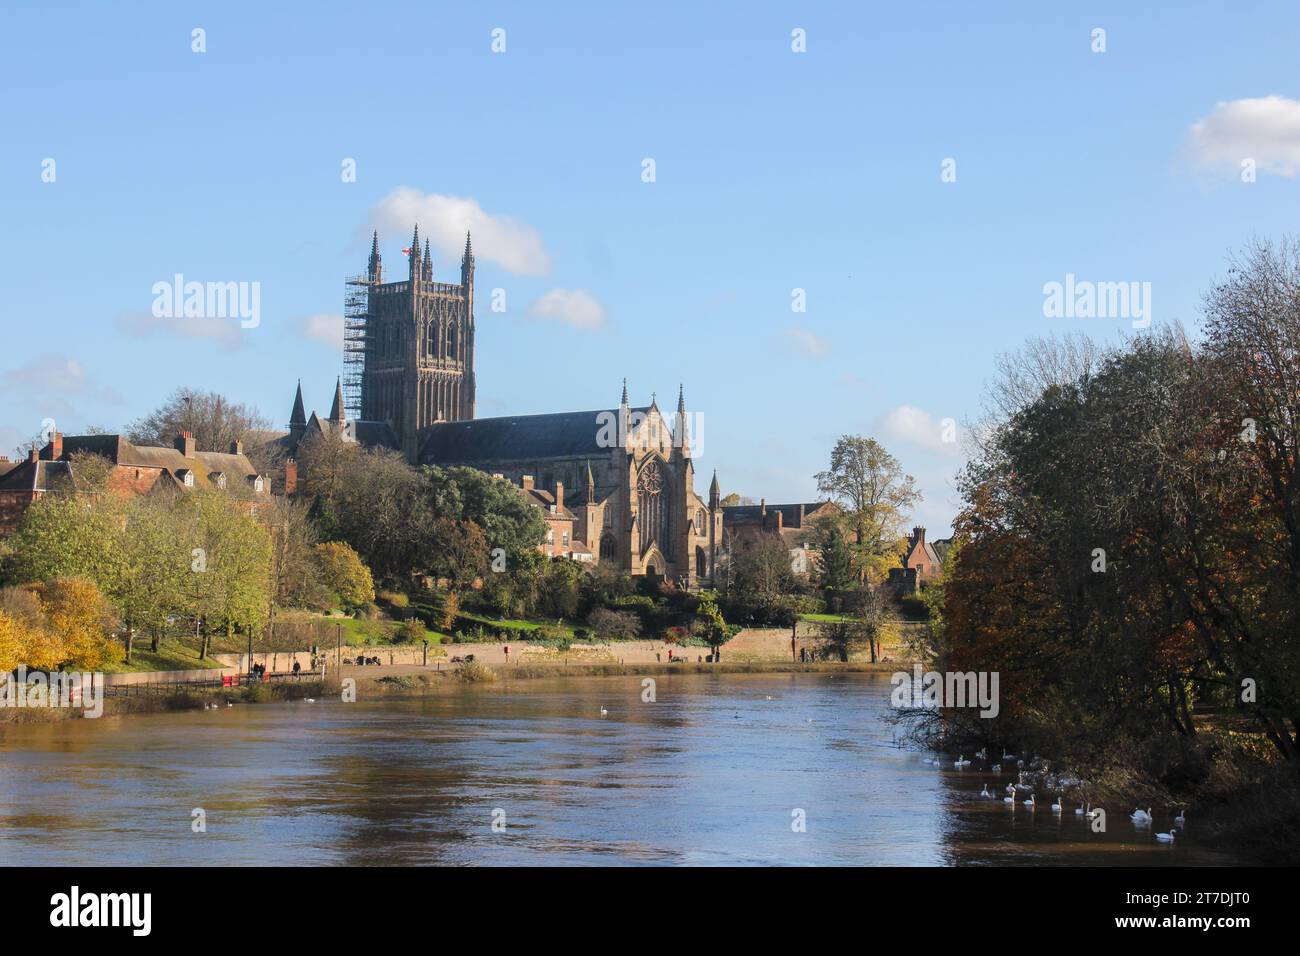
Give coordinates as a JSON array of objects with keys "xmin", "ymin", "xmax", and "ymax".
[{"xmin": 0, "ymin": 431, "xmax": 272, "ymax": 534}]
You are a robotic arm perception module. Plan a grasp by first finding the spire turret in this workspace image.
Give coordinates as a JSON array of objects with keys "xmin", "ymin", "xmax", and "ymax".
[
  {"xmin": 585, "ymin": 459, "xmax": 596, "ymax": 504},
  {"xmin": 460, "ymin": 231, "xmax": 475, "ymax": 285},
  {"xmin": 368, "ymin": 230, "xmax": 382, "ymax": 282},
  {"xmin": 409, "ymin": 224, "xmax": 421, "ymax": 280},
  {"xmin": 290, "ymin": 379, "xmax": 307, "ymax": 442},
  {"xmin": 709, "ymin": 469, "xmax": 720, "ymax": 509},
  {"xmin": 422, "ymin": 239, "xmax": 432, "ymax": 280},
  {"xmin": 328, "ymin": 377, "xmax": 345, "ymax": 423}
]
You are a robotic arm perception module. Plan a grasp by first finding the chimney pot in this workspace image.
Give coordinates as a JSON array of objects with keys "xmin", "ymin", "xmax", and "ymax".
[
  {"xmin": 521, "ymin": 475, "xmax": 534, "ymax": 491},
  {"xmin": 176, "ymin": 432, "xmax": 196, "ymax": 458}
]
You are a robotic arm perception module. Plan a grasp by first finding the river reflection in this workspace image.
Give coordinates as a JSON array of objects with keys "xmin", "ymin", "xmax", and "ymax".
[{"xmin": 0, "ymin": 673, "xmax": 1238, "ymax": 866}]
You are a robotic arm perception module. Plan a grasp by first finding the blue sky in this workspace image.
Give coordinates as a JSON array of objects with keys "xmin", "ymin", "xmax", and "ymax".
[{"xmin": 3, "ymin": 1, "xmax": 1299, "ymax": 534}]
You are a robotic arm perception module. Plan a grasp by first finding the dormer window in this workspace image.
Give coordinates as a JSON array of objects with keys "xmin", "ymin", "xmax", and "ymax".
[
  {"xmin": 211, "ymin": 472, "xmax": 227, "ymax": 489},
  {"xmin": 177, "ymin": 469, "xmax": 194, "ymax": 487},
  {"xmin": 247, "ymin": 474, "xmax": 265, "ymax": 493}
]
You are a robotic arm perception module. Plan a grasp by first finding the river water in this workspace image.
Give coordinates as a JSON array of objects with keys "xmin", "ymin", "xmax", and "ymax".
[{"xmin": 0, "ymin": 672, "xmax": 1236, "ymax": 866}]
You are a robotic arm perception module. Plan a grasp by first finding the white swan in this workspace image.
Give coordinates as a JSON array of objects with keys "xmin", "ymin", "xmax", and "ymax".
[
  {"xmin": 1174, "ymin": 808, "xmax": 1186, "ymax": 826},
  {"xmin": 1131, "ymin": 807, "xmax": 1151, "ymax": 823},
  {"xmin": 975, "ymin": 748, "xmax": 987, "ymax": 760},
  {"xmin": 1155, "ymin": 830, "xmax": 1176, "ymax": 843},
  {"xmin": 1003, "ymin": 793, "xmax": 1016, "ymax": 804},
  {"xmin": 1050, "ymin": 795, "xmax": 1063, "ymax": 812},
  {"xmin": 1075, "ymin": 802, "xmax": 1087, "ymax": 816},
  {"xmin": 600, "ymin": 706, "xmax": 608, "ymax": 716},
  {"xmin": 1023, "ymin": 793, "xmax": 1036, "ymax": 808},
  {"xmin": 954, "ymin": 755, "xmax": 971, "ymax": 768},
  {"xmin": 980, "ymin": 785, "xmax": 992, "ymax": 798},
  {"xmin": 1087, "ymin": 805, "xmax": 1102, "ymax": 819}
]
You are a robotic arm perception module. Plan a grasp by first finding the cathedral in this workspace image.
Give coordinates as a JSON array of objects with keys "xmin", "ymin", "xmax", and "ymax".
[{"xmin": 281, "ymin": 227, "xmax": 722, "ymax": 587}]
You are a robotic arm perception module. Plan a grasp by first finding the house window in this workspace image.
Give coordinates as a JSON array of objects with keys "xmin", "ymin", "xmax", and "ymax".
[
  {"xmin": 562, "ymin": 531, "xmax": 570, "ymax": 546},
  {"xmin": 179, "ymin": 470, "xmax": 194, "ymax": 487},
  {"xmin": 546, "ymin": 529, "xmax": 554, "ymax": 545},
  {"xmin": 253, "ymin": 476, "xmax": 264, "ymax": 493}
]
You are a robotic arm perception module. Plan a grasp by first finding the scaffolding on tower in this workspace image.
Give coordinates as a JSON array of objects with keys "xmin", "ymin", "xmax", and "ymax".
[{"xmin": 343, "ymin": 275, "xmax": 372, "ymax": 420}]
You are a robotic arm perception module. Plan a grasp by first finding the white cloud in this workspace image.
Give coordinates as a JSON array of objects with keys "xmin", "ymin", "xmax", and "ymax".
[
  {"xmin": 302, "ymin": 312, "xmax": 343, "ymax": 351},
  {"xmin": 0, "ymin": 353, "xmax": 123, "ymax": 426},
  {"xmin": 877, "ymin": 405, "xmax": 961, "ymax": 456},
  {"xmin": 527, "ymin": 288, "xmax": 607, "ymax": 330},
  {"xmin": 372, "ymin": 188, "xmax": 552, "ymax": 276},
  {"xmin": 1183, "ymin": 95, "xmax": 1300, "ymax": 177},
  {"xmin": 781, "ymin": 327, "xmax": 830, "ymax": 359},
  {"xmin": 117, "ymin": 310, "xmax": 243, "ymax": 350}
]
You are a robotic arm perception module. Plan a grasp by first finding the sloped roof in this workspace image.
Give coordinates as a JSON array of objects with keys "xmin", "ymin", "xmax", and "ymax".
[
  {"xmin": 32, "ymin": 435, "xmax": 269, "ymax": 499},
  {"xmin": 721, "ymin": 501, "xmax": 834, "ymax": 529},
  {"xmin": 520, "ymin": 485, "xmax": 576, "ymax": 520},
  {"xmin": 420, "ymin": 407, "xmax": 651, "ymax": 464},
  {"xmin": 0, "ymin": 459, "xmax": 73, "ymax": 493}
]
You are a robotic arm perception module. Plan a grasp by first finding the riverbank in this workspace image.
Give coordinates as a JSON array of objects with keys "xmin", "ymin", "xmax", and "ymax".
[{"xmin": 0, "ymin": 678, "xmax": 328, "ymax": 724}]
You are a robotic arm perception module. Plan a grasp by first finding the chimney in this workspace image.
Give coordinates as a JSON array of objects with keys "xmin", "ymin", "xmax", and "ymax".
[
  {"xmin": 775, "ymin": 509, "xmax": 783, "ymax": 531},
  {"xmin": 42, "ymin": 432, "xmax": 63, "ymax": 461},
  {"xmin": 230, "ymin": 439, "xmax": 244, "ymax": 456},
  {"xmin": 176, "ymin": 432, "xmax": 195, "ymax": 458},
  {"xmin": 28, "ymin": 444, "xmax": 38, "ymax": 463},
  {"xmin": 555, "ymin": 481, "xmax": 564, "ymax": 511},
  {"xmin": 284, "ymin": 458, "xmax": 298, "ymax": 495},
  {"xmin": 521, "ymin": 475, "xmax": 534, "ymax": 491},
  {"xmin": 913, "ymin": 526, "xmax": 926, "ymax": 545},
  {"xmin": 760, "ymin": 498, "xmax": 766, "ymax": 516}
]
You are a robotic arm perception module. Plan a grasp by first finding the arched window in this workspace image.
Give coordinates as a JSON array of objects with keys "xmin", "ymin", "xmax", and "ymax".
[
  {"xmin": 448, "ymin": 323, "xmax": 457, "ymax": 360},
  {"xmin": 599, "ymin": 532, "xmax": 617, "ymax": 561},
  {"xmin": 637, "ymin": 458, "xmax": 671, "ymax": 559}
]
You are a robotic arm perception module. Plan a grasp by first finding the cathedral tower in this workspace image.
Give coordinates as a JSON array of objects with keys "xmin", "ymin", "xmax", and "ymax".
[{"xmin": 358, "ymin": 226, "xmax": 476, "ymax": 460}]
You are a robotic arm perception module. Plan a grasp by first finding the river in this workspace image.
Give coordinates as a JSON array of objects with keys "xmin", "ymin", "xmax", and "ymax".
[{"xmin": 0, "ymin": 672, "xmax": 1237, "ymax": 865}]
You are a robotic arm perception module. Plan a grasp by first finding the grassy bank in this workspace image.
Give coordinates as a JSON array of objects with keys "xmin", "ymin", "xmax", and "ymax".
[{"xmin": 0, "ymin": 678, "xmax": 331, "ymax": 723}]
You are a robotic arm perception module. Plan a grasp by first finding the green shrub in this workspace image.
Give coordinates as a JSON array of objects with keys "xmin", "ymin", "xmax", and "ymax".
[{"xmin": 454, "ymin": 660, "xmax": 498, "ymax": 683}]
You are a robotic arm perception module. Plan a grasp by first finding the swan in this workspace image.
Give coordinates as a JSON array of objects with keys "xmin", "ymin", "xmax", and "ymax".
[
  {"xmin": 1155, "ymin": 830, "xmax": 1176, "ymax": 843},
  {"xmin": 1005, "ymin": 783, "xmax": 1016, "ymax": 794},
  {"xmin": 1023, "ymin": 793, "xmax": 1036, "ymax": 808},
  {"xmin": 305, "ymin": 698, "xmax": 316, "ymax": 703},
  {"xmin": 1174, "ymin": 808, "xmax": 1186, "ymax": 826},
  {"xmin": 980, "ymin": 785, "xmax": 992, "ymax": 798},
  {"xmin": 1075, "ymin": 802, "xmax": 1087, "ymax": 816},
  {"xmin": 1003, "ymin": 792, "xmax": 1016, "ymax": 804},
  {"xmin": 1131, "ymin": 807, "xmax": 1151, "ymax": 823},
  {"xmin": 954, "ymin": 755, "xmax": 971, "ymax": 768},
  {"xmin": 975, "ymin": 748, "xmax": 987, "ymax": 760},
  {"xmin": 991, "ymin": 763, "xmax": 1002, "ymax": 773},
  {"xmin": 600, "ymin": 706, "xmax": 608, "ymax": 716},
  {"xmin": 1050, "ymin": 795, "xmax": 1063, "ymax": 813},
  {"xmin": 1087, "ymin": 806, "xmax": 1102, "ymax": 819}
]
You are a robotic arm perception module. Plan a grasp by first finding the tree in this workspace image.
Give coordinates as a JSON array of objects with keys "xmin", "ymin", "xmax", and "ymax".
[
  {"xmin": 424, "ymin": 466, "xmax": 546, "ymax": 565},
  {"xmin": 587, "ymin": 607, "xmax": 641, "ymax": 640},
  {"xmin": 815, "ymin": 436, "xmax": 921, "ymax": 561},
  {"xmin": 4, "ymin": 495, "xmax": 120, "ymax": 587},
  {"xmin": 127, "ymin": 387, "xmax": 272, "ymax": 454},
  {"xmin": 812, "ymin": 517, "xmax": 855, "ymax": 591},
  {"xmin": 722, "ymin": 536, "xmax": 801, "ymax": 625},
  {"xmin": 177, "ymin": 491, "xmax": 272, "ymax": 659},
  {"xmin": 425, "ymin": 518, "xmax": 489, "ymax": 589},
  {"xmin": 694, "ymin": 595, "xmax": 729, "ymax": 657},
  {"xmin": 315, "ymin": 541, "xmax": 375, "ymax": 612},
  {"xmin": 31, "ymin": 577, "xmax": 117, "ymax": 670}
]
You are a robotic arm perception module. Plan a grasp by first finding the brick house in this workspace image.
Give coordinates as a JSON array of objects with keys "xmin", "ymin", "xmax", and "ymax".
[{"xmin": 0, "ymin": 431, "xmax": 272, "ymax": 534}]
